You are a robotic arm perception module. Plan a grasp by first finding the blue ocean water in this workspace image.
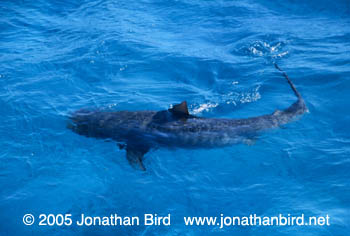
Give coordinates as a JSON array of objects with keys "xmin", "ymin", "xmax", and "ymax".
[{"xmin": 1, "ymin": 0, "xmax": 350, "ymax": 235}]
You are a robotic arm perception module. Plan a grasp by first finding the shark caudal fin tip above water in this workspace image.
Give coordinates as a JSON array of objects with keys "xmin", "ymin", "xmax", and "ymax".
[{"xmin": 274, "ymin": 63, "xmax": 307, "ymax": 113}]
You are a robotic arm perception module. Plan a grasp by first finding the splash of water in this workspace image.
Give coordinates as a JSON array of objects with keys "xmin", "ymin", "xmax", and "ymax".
[{"xmin": 243, "ymin": 40, "xmax": 289, "ymax": 61}]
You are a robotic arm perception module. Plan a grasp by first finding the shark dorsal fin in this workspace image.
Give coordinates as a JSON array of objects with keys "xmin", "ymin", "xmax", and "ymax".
[{"xmin": 169, "ymin": 101, "xmax": 189, "ymax": 117}]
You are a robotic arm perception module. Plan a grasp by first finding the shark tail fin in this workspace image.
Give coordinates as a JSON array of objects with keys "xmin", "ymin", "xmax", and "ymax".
[
  {"xmin": 274, "ymin": 63, "xmax": 308, "ymax": 114},
  {"xmin": 274, "ymin": 63, "xmax": 303, "ymax": 100}
]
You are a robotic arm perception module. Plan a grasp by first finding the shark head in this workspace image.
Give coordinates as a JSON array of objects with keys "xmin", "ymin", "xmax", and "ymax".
[
  {"xmin": 67, "ymin": 108, "xmax": 152, "ymax": 140},
  {"xmin": 67, "ymin": 109, "xmax": 97, "ymax": 137}
]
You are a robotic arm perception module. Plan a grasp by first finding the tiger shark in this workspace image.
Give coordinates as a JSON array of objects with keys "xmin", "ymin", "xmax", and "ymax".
[{"xmin": 68, "ymin": 64, "xmax": 307, "ymax": 170}]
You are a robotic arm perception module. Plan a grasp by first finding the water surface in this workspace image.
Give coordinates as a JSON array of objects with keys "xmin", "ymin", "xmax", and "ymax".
[{"xmin": 0, "ymin": 0, "xmax": 349, "ymax": 235}]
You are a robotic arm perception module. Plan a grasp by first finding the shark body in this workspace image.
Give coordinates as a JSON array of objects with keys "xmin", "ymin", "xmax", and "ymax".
[{"xmin": 68, "ymin": 64, "xmax": 307, "ymax": 170}]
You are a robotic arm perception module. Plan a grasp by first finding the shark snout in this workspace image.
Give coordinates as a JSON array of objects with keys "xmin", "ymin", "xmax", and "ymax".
[
  {"xmin": 67, "ymin": 109, "xmax": 95, "ymax": 135},
  {"xmin": 66, "ymin": 118, "xmax": 79, "ymax": 132}
]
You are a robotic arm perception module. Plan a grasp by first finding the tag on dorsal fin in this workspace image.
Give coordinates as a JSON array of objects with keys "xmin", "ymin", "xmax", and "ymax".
[{"xmin": 169, "ymin": 101, "xmax": 189, "ymax": 117}]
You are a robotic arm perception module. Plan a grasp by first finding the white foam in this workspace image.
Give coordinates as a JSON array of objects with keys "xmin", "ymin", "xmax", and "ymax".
[{"xmin": 192, "ymin": 103, "xmax": 219, "ymax": 114}]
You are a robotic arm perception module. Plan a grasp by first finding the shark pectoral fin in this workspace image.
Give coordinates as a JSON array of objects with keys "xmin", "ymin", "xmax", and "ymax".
[{"xmin": 126, "ymin": 145, "xmax": 149, "ymax": 171}]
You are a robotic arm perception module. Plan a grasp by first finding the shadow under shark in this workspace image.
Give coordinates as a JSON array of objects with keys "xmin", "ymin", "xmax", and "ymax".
[{"xmin": 68, "ymin": 64, "xmax": 307, "ymax": 170}]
